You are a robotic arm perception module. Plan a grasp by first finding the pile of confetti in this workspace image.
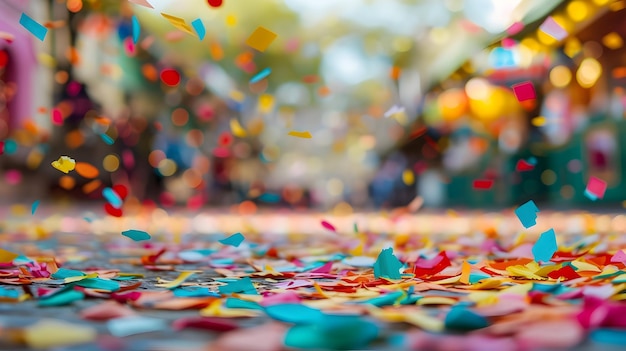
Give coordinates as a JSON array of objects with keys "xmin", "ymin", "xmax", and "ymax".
[{"xmin": 1, "ymin": 211, "xmax": 626, "ymax": 350}]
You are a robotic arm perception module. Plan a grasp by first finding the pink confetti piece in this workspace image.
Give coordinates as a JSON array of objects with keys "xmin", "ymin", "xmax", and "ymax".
[
  {"xmin": 506, "ymin": 21, "xmax": 524, "ymax": 35},
  {"xmin": 585, "ymin": 176, "xmax": 607, "ymax": 200},
  {"xmin": 128, "ymin": 0, "xmax": 154, "ymax": 8},
  {"xmin": 610, "ymin": 250, "xmax": 626, "ymax": 264},
  {"xmin": 539, "ymin": 16, "xmax": 568, "ymax": 41},
  {"xmin": 320, "ymin": 220, "xmax": 337, "ymax": 232},
  {"xmin": 512, "ymin": 81, "xmax": 536, "ymax": 102},
  {"xmin": 51, "ymin": 108, "xmax": 63, "ymax": 126}
]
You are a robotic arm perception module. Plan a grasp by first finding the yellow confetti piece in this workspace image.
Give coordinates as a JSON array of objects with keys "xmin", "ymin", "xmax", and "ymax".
[
  {"xmin": 459, "ymin": 260, "xmax": 471, "ymax": 284},
  {"xmin": 37, "ymin": 52, "xmax": 56, "ymax": 68},
  {"xmin": 571, "ymin": 260, "xmax": 602, "ymax": 272},
  {"xmin": 230, "ymin": 119, "xmax": 248, "ymax": 138},
  {"xmin": 245, "ymin": 26, "xmax": 277, "ymax": 52},
  {"xmin": 161, "ymin": 13, "xmax": 195, "ymax": 35},
  {"xmin": 200, "ymin": 299, "xmax": 261, "ymax": 318},
  {"xmin": 288, "ymin": 130, "xmax": 312, "ymax": 139},
  {"xmin": 404, "ymin": 312, "xmax": 445, "ymax": 332},
  {"xmin": 506, "ymin": 265, "xmax": 546, "ymax": 280},
  {"xmin": 24, "ymin": 319, "xmax": 97, "ymax": 349},
  {"xmin": 402, "ymin": 169, "xmax": 414, "ymax": 185},
  {"xmin": 51, "ymin": 156, "xmax": 76, "ymax": 174},
  {"xmin": 0, "ymin": 248, "xmax": 19, "ymax": 263},
  {"xmin": 258, "ymin": 94, "xmax": 275, "ymax": 113},
  {"xmin": 417, "ymin": 296, "xmax": 457, "ymax": 305},
  {"xmin": 229, "ymin": 90, "xmax": 245, "ymax": 102},
  {"xmin": 467, "ymin": 278, "xmax": 504, "ymax": 290},
  {"xmin": 65, "ymin": 272, "xmax": 98, "ymax": 284},
  {"xmin": 429, "ymin": 276, "xmax": 461, "ymax": 285},
  {"xmin": 155, "ymin": 271, "xmax": 199, "ymax": 289},
  {"xmin": 225, "ymin": 14, "xmax": 237, "ymax": 27}
]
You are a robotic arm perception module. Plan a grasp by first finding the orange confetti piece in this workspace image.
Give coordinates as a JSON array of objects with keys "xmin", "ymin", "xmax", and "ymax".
[
  {"xmin": 460, "ymin": 261, "xmax": 471, "ymax": 284},
  {"xmin": 74, "ymin": 162, "xmax": 100, "ymax": 179},
  {"xmin": 82, "ymin": 179, "xmax": 102, "ymax": 194},
  {"xmin": 210, "ymin": 41, "xmax": 224, "ymax": 61}
]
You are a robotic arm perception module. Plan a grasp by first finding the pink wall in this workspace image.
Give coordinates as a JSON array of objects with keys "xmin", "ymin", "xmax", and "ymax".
[{"xmin": 0, "ymin": 2, "xmax": 38, "ymax": 132}]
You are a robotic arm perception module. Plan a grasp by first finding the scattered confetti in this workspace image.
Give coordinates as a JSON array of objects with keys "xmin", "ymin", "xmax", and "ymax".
[
  {"xmin": 246, "ymin": 26, "xmax": 277, "ymax": 52},
  {"xmin": 218, "ymin": 232, "xmax": 245, "ymax": 247},
  {"xmin": 516, "ymin": 157, "xmax": 536, "ymax": 172},
  {"xmin": 131, "ymin": 15, "xmax": 140, "ymax": 44},
  {"xmin": 515, "ymin": 200, "xmax": 539, "ymax": 229},
  {"xmin": 160, "ymin": 68, "xmax": 181, "ymax": 86},
  {"xmin": 373, "ymin": 248, "xmax": 403, "ymax": 280},
  {"xmin": 539, "ymin": 16, "xmax": 568, "ymax": 41},
  {"xmin": 191, "ymin": 19, "xmax": 206, "ymax": 40},
  {"xmin": 250, "ymin": 67, "xmax": 272, "ymax": 83},
  {"xmin": 585, "ymin": 176, "xmax": 607, "ymax": 200},
  {"xmin": 31, "ymin": 200, "xmax": 40, "ymax": 215},
  {"xmin": 532, "ymin": 228, "xmax": 558, "ymax": 263},
  {"xmin": 288, "ymin": 131, "xmax": 312, "ymax": 138},
  {"xmin": 473, "ymin": 179, "xmax": 494, "ymax": 190},
  {"xmin": 320, "ymin": 220, "xmax": 336, "ymax": 232},
  {"xmin": 512, "ymin": 81, "xmax": 536, "ymax": 102},
  {"xmin": 51, "ymin": 156, "xmax": 76, "ymax": 174},
  {"xmin": 121, "ymin": 229, "xmax": 151, "ymax": 241},
  {"xmin": 19, "ymin": 13, "xmax": 48, "ymax": 41}
]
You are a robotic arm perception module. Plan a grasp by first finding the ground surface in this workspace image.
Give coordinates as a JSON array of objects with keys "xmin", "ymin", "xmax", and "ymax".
[{"xmin": 1, "ymin": 209, "xmax": 626, "ymax": 350}]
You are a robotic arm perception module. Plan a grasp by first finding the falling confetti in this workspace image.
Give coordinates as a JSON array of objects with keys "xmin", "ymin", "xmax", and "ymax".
[{"xmin": 51, "ymin": 156, "xmax": 76, "ymax": 174}]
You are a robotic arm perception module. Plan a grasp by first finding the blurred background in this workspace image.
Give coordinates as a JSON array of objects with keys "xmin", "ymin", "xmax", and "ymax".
[{"xmin": 0, "ymin": 0, "xmax": 625, "ymax": 217}]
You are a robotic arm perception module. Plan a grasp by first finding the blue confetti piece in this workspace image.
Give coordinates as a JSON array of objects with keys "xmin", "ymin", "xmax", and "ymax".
[
  {"xmin": 121, "ymin": 229, "xmax": 151, "ymax": 242},
  {"xmin": 100, "ymin": 133, "xmax": 115, "ymax": 145},
  {"xmin": 373, "ymin": 248, "xmax": 403, "ymax": 280},
  {"xmin": 590, "ymin": 328, "xmax": 626, "ymax": 346},
  {"xmin": 532, "ymin": 228, "xmax": 558, "ymax": 263},
  {"xmin": 19, "ymin": 13, "xmax": 48, "ymax": 41},
  {"xmin": 0, "ymin": 287, "xmax": 19, "ymax": 299},
  {"xmin": 173, "ymin": 287, "xmax": 220, "ymax": 298},
  {"xmin": 225, "ymin": 298, "xmax": 263, "ymax": 310},
  {"xmin": 51, "ymin": 268, "xmax": 85, "ymax": 280},
  {"xmin": 515, "ymin": 200, "xmax": 539, "ymax": 228},
  {"xmin": 132, "ymin": 15, "xmax": 140, "ymax": 43},
  {"xmin": 31, "ymin": 200, "xmax": 40, "ymax": 215},
  {"xmin": 191, "ymin": 18, "xmax": 206, "ymax": 40},
  {"xmin": 250, "ymin": 68, "xmax": 272, "ymax": 84},
  {"xmin": 102, "ymin": 187, "xmax": 123, "ymax": 208},
  {"xmin": 219, "ymin": 232, "xmax": 245, "ymax": 247}
]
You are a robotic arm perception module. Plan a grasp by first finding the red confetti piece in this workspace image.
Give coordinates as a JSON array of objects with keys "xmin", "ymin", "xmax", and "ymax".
[
  {"xmin": 51, "ymin": 108, "xmax": 63, "ymax": 126},
  {"xmin": 207, "ymin": 0, "xmax": 223, "ymax": 7},
  {"xmin": 104, "ymin": 203, "xmax": 123, "ymax": 217},
  {"xmin": 414, "ymin": 251, "xmax": 451, "ymax": 278},
  {"xmin": 547, "ymin": 265, "xmax": 580, "ymax": 281},
  {"xmin": 320, "ymin": 220, "xmax": 336, "ymax": 232},
  {"xmin": 112, "ymin": 184, "xmax": 128, "ymax": 200},
  {"xmin": 160, "ymin": 68, "xmax": 180, "ymax": 86},
  {"xmin": 512, "ymin": 81, "xmax": 536, "ymax": 102},
  {"xmin": 516, "ymin": 159, "xmax": 535, "ymax": 172},
  {"xmin": 473, "ymin": 179, "xmax": 494, "ymax": 190}
]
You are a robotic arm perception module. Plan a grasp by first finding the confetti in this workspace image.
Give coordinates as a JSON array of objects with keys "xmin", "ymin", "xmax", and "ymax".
[
  {"xmin": 373, "ymin": 248, "xmax": 403, "ymax": 280},
  {"xmin": 0, "ymin": 248, "xmax": 19, "ymax": 263},
  {"xmin": 156, "ymin": 271, "xmax": 198, "ymax": 289},
  {"xmin": 161, "ymin": 13, "xmax": 195, "ymax": 35},
  {"xmin": 131, "ymin": 15, "xmax": 140, "ymax": 44},
  {"xmin": 24, "ymin": 320, "xmax": 97, "ymax": 349},
  {"xmin": 320, "ymin": 220, "xmax": 336, "ymax": 232},
  {"xmin": 288, "ymin": 131, "xmax": 312, "ymax": 138},
  {"xmin": 218, "ymin": 233, "xmax": 245, "ymax": 247},
  {"xmin": 246, "ymin": 26, "xmax": 277, "ymax": 52},
  {"xmin": 207, "ymin": 0, "xmax": 224, "ymax": 7},
  {"xmin": 584, "ymin": 176, "xmax": 607, "ymax": 201},
  {"xmin": 512, "ymin": 81, "xmax": 536, "ymax": 102},
  {"xmin": 160, "ymin": 68, "xmax": 181, "ymax": 86},
  {"xmin": 191, "ymin": 19, "xmax": 206, "ymax": 40},
  {"xmin": 473, "ymin": 179, "xmax": 494, "ymax": 190},
  {"xmin": 516, "ymin": 157, "xmax": 536, "ymax": 172},
  {"xmin": 229, "ymin": 119, "xmax": 248, "ymax": 137},
  {"xmin": 31, "ymin": 200, "xmax": 40, "ymax": 215},
  {"xmin": 103, "ymin": 187, "xmax": 123, "ymax": 209},
  {"xmin": 539, "ymin": 16, "xmax": 568, "ymax": 41},
  {"xmin": 19, "ymin": 13, "xmax": 48, "ymax": 41},
  {"xmin": 515, "ymin": 200, "xmax": 539, "ymax": 229},
  {"xmin": 128, "ymin": 0, "xmax": 154, "ymax": 8},
  {"xmin": 121, "ymin": 229, "xmax": 151, "ymax": 241},
  {"xmin": 218, "ymin": 277, "xmax": 258, "ymax": 295},
  {"xmin": 108, "ymin": 316, "xmax": 168, "ymax": 337},
  {"xmin": 100, "ymin": 133, "xmax": 114, "ymax": 145},
  {"xmin": 74, "ymin": 162, "xmax": 99, "ymax": 179},
  {"xmin": 532, "ymin": 228, "xmax": 558, "ymax": 263},
  {"xmin": 51, "ymin": 156, "xmax": 76, "ymax": 174},
  {"xmin": 250, "ymin": 67, "xmax": 272, "ymax": 83}
]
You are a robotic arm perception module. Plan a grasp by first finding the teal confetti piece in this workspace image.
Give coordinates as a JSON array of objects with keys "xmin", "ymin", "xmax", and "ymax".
[
  {"xmin": 100, "ymin": 133, "xmax": 114, "ymax": 145},
  {"xmin": 225, "ymin": 298, "xmax": 263, "ymax": 310},
  {"xmin": 373, "ymin": 248, "xmax": 403, "ymax": 280},
  {"xmin": 444, "ymin": 307, "xmax": 490, "ymax": 331},
  {"xmin": 284, "ymin": 315, "xmax": 379, "ymax": 350},
  {"xmin": 219, "ymin": 232, "xmax": 245, "ymax": 247},
  {"xmin": 122, "ymin": 229, "xmax": 151, "ymax": 241},
  {"xmin": 258, "ymin": 193, "xmax": 280, "ymax": 203},
  {"xmin": 51, "ymin": 268, "xmax": 85, "ymax": 280},
  {"xmin": 0, "ymin": 287, "xmax": 19, "ymax": 299},
  {"xmin": 532, "ymin": 228, "xmax": 558, "ymax": 263},
  {"xmin": 20, "ymin": 13, "xmax": 48, "ymax": 41},
  {"xmin": 590, "ymin": 329, "xmax": 626, "ymax": 346},
  {"xmin": 191, "ymin": 18, "xmax": 206, "ymax": 40},
  {"xmin": 4, "ymin": 139, "xmax": 17, "ymax": 154},
  {"xmin": 132, "ymin": 15, "xmax": 140, "ymax": 43},
  {"xmin": 264, "ymin": 304, "xmax": 324, "ymax": 324},
  {"xmin": 356, "ymin": 291, "xmax": 404, "ymax": 307},
  {"xmin": 75, "ymin": 278, "xmax": 120, "ymax": 292},
  {"xmin": 39, "ymin": 289, "xmax": 84, "ymax": 307},
  {"xmin": 103, "ymin": 187, "xmax": 123, "ymax": 208},
  {"xmin": 515, "ymin": 200, "xmax": 539, "ymax": 228},
  {"xmin": 31, "ymin": 200, "xmax": 40, "ymax": 215},
  {"xmin": 173, "ymin": 287, "xmax": 220, "ymax": 298},
  {"xmin": 218, "ymin": 277, "xmax": 258, "ymax": 295},
  {"xmin": 250, "ymin": 68, "xmax": 272, "ymax": 84}
]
